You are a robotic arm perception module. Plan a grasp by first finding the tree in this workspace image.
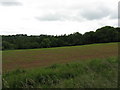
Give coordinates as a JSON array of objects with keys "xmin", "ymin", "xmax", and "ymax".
[
  {"xmin": 2, "ymin": 26, "xmax": 119, "ymax": 50},
  {"xmin": 82, "ymin": 31, "xmax": 96, "ymax": 44},
  {"xmin": 95, "ymin": 26, "xmax": 117, "ymax": 43},
  {"xmin": 40, "ymin": 38, "xmax": 51, "ymax": 48},
  {"xmin": 2, "ymin": 41, "xmax": 15, "ymax": 50},
  {"xmin": 68, "ymin": 32, "xmax": 83, "ymax": 45}
]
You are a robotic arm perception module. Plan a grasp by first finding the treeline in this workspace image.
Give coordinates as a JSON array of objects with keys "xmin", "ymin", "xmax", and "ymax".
[{"xmin": 1, "ymin": 26, "xmax": 120, "ymax": 50}]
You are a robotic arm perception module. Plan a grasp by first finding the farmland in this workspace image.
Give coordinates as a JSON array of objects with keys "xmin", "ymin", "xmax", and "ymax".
[
  {"xmin": 3, "ymin": 42, "xmax": 118, "ymax": 72},
  {"xmin": 2, "ymin": 42, "xmax": 118, "ymax": 88},
  {"xmin": 3, "ymin": 57, "xmax": 118, "ymax": 88}
]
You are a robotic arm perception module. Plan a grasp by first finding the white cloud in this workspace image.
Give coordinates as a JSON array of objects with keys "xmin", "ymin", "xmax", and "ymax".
[
  {"xmin": 0, "ymin": 0, "xmax": 119, "ymax": 35},
  {"xmin": 0, "ymin": 0, "xmax": 22, "ymax": 6}
]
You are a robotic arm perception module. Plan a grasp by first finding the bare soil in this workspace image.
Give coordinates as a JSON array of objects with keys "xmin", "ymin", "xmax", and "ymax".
[{"xmin": 2, "ymin": 43, "xmax": 118, "ymax": 72}]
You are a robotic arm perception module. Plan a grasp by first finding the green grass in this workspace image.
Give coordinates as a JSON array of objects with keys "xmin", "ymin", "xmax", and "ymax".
[
  {"xmin": 3, "ymin": 42, "xmax": 118, "ymax": 71},
  {"xmin": 3, "ymin": 42, "xmax": 118, "ymax": 52},
  {"xmin": 2, "ymin": 57, "xmax": 118, "ymax": 88}
]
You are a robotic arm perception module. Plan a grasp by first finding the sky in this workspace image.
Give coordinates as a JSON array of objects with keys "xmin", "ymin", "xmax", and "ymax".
[{"xmin": 0, "ymin": 0, "xmax": 119, "ymax": 35}]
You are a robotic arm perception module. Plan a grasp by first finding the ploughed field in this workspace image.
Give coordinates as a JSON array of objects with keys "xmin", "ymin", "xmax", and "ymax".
[{"xmin": 3, "ymin": 43, "xmax": 118, "ymax": 72}]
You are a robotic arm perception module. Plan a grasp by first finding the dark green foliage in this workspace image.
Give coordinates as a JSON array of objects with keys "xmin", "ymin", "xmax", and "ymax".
[
  {"xmin": 2, "ymin": 57, "xmax": 118, "ymax": 88},
  {"xmin": 95, "ymin": 26, "xmax": 119, "ymax": 43},
  {"xmin": 83, "ymin": 31, "xmax": 96, "ymax": 44},
  {"xmin": 2, "ymin": 26, "xmax": 120, "ymax": 50}
]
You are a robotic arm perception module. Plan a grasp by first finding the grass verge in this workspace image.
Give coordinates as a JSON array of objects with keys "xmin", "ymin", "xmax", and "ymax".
[{"xmin": 3, "ymin": 57, "xmax": 118, "ymax": 88}]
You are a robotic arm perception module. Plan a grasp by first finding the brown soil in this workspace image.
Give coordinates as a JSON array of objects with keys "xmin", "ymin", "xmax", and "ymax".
[{"xmin": 2, "ymin": 43, "xmax": 118, "ymax": 72}]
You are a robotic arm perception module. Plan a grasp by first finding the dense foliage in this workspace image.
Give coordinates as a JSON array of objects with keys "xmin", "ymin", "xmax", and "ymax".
[
  {"xmin": 2, "ymin": 26, "xmax": 120, "ymax": 50},
  {"xmin": 3, "ymin": 57, "xmax": 118, "ymax": 88}
]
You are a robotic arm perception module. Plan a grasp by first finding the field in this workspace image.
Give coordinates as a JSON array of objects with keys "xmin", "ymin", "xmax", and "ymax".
[
  {"xmin": 2, "ymin": 42, "xmax": 118, "ymax": 88},
  {"xmin": 3, "ymin": 57, "xmax": 118, "ymax": 88},
  {"xmin": 3, "ymin": 42, "xmax": 118, "ymax": 72}
]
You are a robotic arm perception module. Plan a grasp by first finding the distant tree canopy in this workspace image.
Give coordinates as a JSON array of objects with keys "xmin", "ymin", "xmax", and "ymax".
[{"xmin": 1, "ymin": 26, "xmax": 120, "ymax": 50}]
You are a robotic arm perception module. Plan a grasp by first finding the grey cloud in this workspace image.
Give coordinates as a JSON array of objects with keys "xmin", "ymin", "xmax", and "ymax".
[
  {"xmin": 80, "ymin": 6, "xmax": 112, "ymax": 20},
  {"xmin": 0, "ymin": 0, "xmax": 22, "ymax": 6},
  {"xmin": 35, "ymin": 3, "xmax": 115, "ymax": 22},
  {"xmin": 36, "ymin": 15, "xmax": 63, "ymax": 21},
  {"xmin": 110, "ymin": 11, "xmax": 117, "ymax": 19},
  {"xmin": 35, "ymin": 13, "xmax": 67, "ymax": 21},
  {"xmin": 35, "ymin": 13, "xmax": 84, "ymax": 22}
]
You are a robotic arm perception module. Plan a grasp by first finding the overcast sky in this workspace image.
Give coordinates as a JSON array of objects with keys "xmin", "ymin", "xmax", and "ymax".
[{"xmin": 0, "ymin": 0, "xmax": 119, "ymax": 35}]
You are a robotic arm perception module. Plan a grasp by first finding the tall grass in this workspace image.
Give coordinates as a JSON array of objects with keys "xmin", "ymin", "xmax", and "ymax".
[{"xmin": 2, "ymin": 57, "xmax": 118, "ymax": 88}]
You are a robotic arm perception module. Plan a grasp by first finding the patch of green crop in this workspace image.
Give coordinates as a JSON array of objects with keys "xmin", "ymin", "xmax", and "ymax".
[{"xmin": 3, "ymin": 42, "xmax": 118, "ymax": 52}]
